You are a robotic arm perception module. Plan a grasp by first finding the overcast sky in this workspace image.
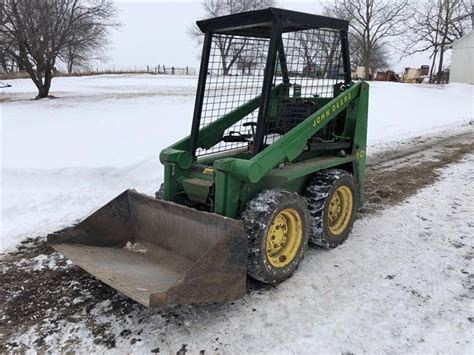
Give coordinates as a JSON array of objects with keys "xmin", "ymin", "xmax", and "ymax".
[{"xmin": 106, "ymin": 0, "xmax": 429, "ymax": 72}]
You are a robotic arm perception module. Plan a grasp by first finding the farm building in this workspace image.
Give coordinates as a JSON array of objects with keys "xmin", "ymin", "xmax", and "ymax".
[{"xmin": 450, "ymin": 31, "xmax": 474, "ymax": 84}]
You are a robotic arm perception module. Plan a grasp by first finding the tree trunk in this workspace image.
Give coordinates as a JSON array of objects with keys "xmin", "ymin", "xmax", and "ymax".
[
  {"xmin": 67, "ymin": 59, "xmax": 74, "ymax": 75},
  {"xmin": 35, "ymin": 68, "xmax": 53, "ymax": 99},
  {"xmin": 324, "ymin": 41, "xmax": 337, "ymax": 77},
  {"xmin": 37, "ymin": 85, "xmax": 49, "ymax": 98},
  {"xmin": 67, "ymin": 47, "xmax": 74, "ymax": 74},
  {"xmin": 429, "ymin": 1, "xmax": 442, "ymax": 83},
  {"xmin": 436, "ymin": 0, "xmax": 450, "ymax": 84},
  {"xmin": 364, "ymin": 50, "xmax": 371, "ymax": 80},
  {"xmin": 364, "ymin": 3, "xmax": 371, "ymax": 81},
  {"xmin": 221, "ymin": 53, "xmax": 229, "ymax": 75},
  {"xmin": 436, "ymin": 46, "xmax": 445, "ymax": 83},
  {"xmin": 429, "ymin": 48, "xmax": 438, "ymax": 83}
]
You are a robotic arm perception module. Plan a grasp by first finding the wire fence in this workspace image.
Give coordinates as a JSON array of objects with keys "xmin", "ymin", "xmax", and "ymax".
[{"xmin": 0, "ymin": 65, "xmax": 197, "ymax": 79}]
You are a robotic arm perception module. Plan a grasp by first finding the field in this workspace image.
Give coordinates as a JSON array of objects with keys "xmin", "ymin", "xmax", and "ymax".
[{"xmin": 1, "ymin": 75, "xmax": 473, "ymax": 353}]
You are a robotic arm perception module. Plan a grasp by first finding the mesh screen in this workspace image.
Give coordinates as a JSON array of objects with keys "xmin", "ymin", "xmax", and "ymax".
[
  {"xmin": 197, "ymin": 34, "xmax": 270, "ymax": 156},
  {"xmin": 196, "ymin": 28, "xmax": 345, "ymax": 156},
  {"xmin": 278, "ymin": 28, "xmax": 344, "ymax": 97},
  {"xmin": 266, "ymin": 27, "xmax": 344, "ymax": 145}
]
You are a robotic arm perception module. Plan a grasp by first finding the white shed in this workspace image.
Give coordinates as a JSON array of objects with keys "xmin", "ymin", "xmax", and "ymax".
[{"xmin": 450, "ymin": 31, "xmax": 474, "ymax": 84}]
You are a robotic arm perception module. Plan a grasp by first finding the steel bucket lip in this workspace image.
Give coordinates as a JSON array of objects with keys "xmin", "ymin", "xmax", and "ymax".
[{"xmin": 48, "ymin": 189, "xmax": 248, "ymax": 308}]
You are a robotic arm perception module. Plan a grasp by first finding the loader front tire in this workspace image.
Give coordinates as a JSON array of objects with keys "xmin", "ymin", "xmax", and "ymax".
[
  {"xmin": 303, "ymin": 169, "xmax": 358, "ymax": 248},
  {"xmin": 242, "ymin": 189, "xmax": 310, "ymax": 284}
]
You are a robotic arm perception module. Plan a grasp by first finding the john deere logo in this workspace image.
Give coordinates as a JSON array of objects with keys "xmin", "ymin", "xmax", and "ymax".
[{"xmin": 313, "ymin": 92, "xmax": 352, "ymax": 127}]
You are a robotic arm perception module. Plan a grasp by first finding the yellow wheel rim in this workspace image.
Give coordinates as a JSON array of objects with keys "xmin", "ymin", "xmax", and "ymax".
[
  {"xmin": 265, "ymin": 208, "xmax": 303, "ymax": 268},
  {"xmin": 328, "ymin": 185, "xmax": 353, "ymax": 236}
]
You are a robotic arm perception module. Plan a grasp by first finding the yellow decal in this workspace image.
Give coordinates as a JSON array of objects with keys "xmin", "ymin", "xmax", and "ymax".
[
  {"xmin": 355, "ymin": 150, "xmax": 365, "ymax": 159},
  {"xmin": 313, "ymin": 91, "xmax": 352, "ymax": 127}
]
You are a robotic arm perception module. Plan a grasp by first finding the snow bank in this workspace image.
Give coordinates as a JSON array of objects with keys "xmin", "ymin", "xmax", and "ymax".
[{"xmin": 1, "ymin": 75, "xmax": 472, "ymax": 251}]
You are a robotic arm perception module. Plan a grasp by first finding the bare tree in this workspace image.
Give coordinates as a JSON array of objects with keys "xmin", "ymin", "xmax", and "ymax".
[
  {"xmin": 404, "ymin": 0, "xmax": 472, "ymax": 83},
  {"xmin": 0, "ymin": 41, "xmax": 8, "ymax": 72},
  {"xmin": 0, "ymin": 0, "xmax": 118, "ymax": 99},
  {"xmin": 292, "ymin": 30, "xmax": 342, "ymax": 78},
  {"xmin": 0, "ymin": 3, "xmax": 9, "ymax": 72},
  {"xmin": 189, "ymin": 0, "xmax": 277, "ymax": 75},
  {"xmin": 323, "ymin": 0, "xmax": 409, "ymax": 79},
  {"xmin": 236, "ymin": 40, "xmax": 267, "ymax": 75},
  {"xmin": 61, "ymin": 15, "xmax": 111, "ymax": 74}
]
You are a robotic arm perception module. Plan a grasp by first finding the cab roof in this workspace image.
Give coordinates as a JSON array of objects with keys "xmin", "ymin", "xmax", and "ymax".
[{"xmin": 196, "ymin": 7, "xmax": 348, "ymax": 37}]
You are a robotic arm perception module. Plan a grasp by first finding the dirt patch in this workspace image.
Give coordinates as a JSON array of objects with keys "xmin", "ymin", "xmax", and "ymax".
[
  {"xmin": 0, "ymin": 237, "xmax": 138, "ymax": 352},
  {"xmin": 0, "ymin": 237, "xmax": 272, "ymax": 352},
  {"xmin": 361, "ymin": 131, "xmax": 474, "ymax": 215},
  {"xmin": 1, "ymin": 129, "xmax": 473, "ymax": 352}
]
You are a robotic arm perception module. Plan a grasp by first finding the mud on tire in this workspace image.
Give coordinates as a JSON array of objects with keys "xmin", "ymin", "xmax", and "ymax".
[
  {"xmin": 303, "ymin": 169, "xmax": 358, "ymax": 248},
  {"xmin": 241, "ymin": 189, "xmax": 310, "ymax": 284}
]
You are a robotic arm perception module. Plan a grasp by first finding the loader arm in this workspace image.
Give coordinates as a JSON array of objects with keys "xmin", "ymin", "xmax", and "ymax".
[{"xmin": 215, "ymin": 81, "xmax": 368, "ymax": 183}]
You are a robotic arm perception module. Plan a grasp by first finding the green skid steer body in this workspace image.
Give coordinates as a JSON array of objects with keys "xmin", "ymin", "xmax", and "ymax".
[{"xmin": 49, "ymin": 8, "xmax": 369, "ymax": 308}]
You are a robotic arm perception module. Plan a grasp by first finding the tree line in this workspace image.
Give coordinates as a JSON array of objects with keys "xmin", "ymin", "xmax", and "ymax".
[
  {"xmin": 192, "ymin": 0, "xmax": 472, "ymax": 82},
  {"xmin": 0, "ymin": 0, "xmax": 472, "ymax": 99}
]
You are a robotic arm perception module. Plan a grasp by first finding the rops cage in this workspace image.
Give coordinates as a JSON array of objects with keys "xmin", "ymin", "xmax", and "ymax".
[{"xmin": 191, "ymin": 8, "xmax": 351, "ymax": 158}]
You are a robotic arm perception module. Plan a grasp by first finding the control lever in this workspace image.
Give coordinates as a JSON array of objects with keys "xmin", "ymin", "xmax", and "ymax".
[{"xmin": 243, "ymin": 122, "xmax": 257, "ymax": 141}]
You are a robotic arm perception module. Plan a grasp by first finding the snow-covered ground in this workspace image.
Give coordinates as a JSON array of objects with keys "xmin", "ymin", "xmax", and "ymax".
[
  {"xmin": 5, "ymin": 154, "xmax": 474, "ymax": 354},
  {"xmin": 1, "ymin": 74, "xmax": 473, "ymax": 353},
  {"xmin": 1, "ymin": 75, "xmax": 472, "ymax": 251}
]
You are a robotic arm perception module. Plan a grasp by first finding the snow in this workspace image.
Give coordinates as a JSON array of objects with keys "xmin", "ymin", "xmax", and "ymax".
[
  {"xmin": 9, "ymin": 154, "xmax": 474, "ymax": 353},
  {"xmin": 368, "ymin": 81, "xmax": 473, "ymax": 145},
  {"xmin": 123, "ymin": 241, "xmax": 148, "ymax": 254},
  {"xmin": 2, "ymin": 75, "xmax": 196, "ymax": 169},
  {"xmin": 1, "ymin": 75, "xmax": 473, "ymax": 252},
  {"xmin": 7, "ymin": 252, "xmax": 69, "ymax": 273}
]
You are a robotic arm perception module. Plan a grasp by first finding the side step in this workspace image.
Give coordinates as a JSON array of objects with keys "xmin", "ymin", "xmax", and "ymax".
[{"xmin": 48, "ymin": 190, "xmax": 247, "ymax": 307}]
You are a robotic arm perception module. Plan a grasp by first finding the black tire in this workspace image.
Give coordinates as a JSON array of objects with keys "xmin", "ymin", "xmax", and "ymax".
[
  {"xmin": 241, "ymin": 189, "xmax": 310, "ymax": 284},
  {"xmin": 303, "ymin": 169, "xmax": 358, "ymax": 248},
  {"xmin": 155, "ymin": 183, "xmax": 164, "ymax": 199}
]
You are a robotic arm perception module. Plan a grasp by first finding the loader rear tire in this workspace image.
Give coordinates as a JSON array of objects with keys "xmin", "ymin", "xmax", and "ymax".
[
  {"xmin": 242, "ymin": 189, "xmax": 310, "ymax": 284},
  {"xmin": 303, "ymin": 169, "xmax": 358, "ymax": 248}
]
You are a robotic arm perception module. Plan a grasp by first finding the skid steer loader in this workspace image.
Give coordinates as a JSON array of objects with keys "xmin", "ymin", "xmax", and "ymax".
[{"xmin": 48, "ymin": 8, "xmax": 369, "ymax": 308}]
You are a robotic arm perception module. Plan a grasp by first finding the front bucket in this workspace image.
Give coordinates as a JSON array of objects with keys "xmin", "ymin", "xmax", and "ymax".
[{"xmin": 47, "ymin": 190, "xmax": 247, "ymax": 307}]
